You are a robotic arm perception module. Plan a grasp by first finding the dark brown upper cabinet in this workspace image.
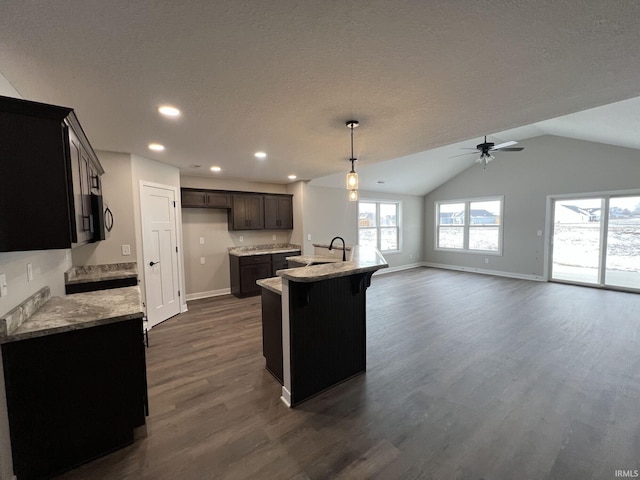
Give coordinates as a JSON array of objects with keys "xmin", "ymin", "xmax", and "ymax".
[
  {"xmin": 0, "ymin": 95, "xmax": 104, "ymax": 252},
  {"xmin": 264, "ymin": 195, "xmax": 293, "ymax": 229},
  {"xmin": 230, "ymin": 194, "xmax": 264, "ymax": 230},
  {"xmin": 181, "ymin": 188, "xmax": 231, "ymax": 209}
]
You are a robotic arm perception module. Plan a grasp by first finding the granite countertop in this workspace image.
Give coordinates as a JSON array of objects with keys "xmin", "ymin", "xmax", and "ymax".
[
  {"xmin": 228, "ymin": 243, "xmax": 301, "ymax": 257},
  {"xmin": 278, "ymin": 246, "xmax": 388, "ymax": 283},
  {"xmin": 0, "ymin": 286, "xmax": 143, "ymax": 344},
  {"xmin": 65, "ymin": 262, "xmax": 137, "ymax": 285},
  {"xmin": 256, "ymin": 277, "xmax": 283, "ymax": 295},
  {"xmin": 286, "ymin": 255, "xmax": 343, "ymax": 266}
]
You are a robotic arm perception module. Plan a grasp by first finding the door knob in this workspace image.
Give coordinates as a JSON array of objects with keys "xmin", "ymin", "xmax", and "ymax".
[{"xmin": 149, "ymin": 261, "xmax": 160, "ymax": 267}]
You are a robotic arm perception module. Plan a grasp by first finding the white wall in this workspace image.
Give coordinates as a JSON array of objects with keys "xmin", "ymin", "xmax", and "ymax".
[
  {"xmin": 71, "ymin": 151, "xmax": 137, "ymax": 266},
  {"xmin": 424, "ymin": 135, "xmax": 640, "ymax": 278}
]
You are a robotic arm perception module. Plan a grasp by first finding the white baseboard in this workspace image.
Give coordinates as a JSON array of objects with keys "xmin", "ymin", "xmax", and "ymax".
[
  {"xmin": 181, "ymin": 303, "xmax": 188, "ymax": 313},
  {"xmin": 374, "ymin": 262, "xmax": 426, "ymax": 275},
  {"xmin": 185, "ymin": 288, "xmax": 231, "ymax": 302},
  {"xmin": 422, "ymin": 262, "xmax": 544, "ymax": 282}
]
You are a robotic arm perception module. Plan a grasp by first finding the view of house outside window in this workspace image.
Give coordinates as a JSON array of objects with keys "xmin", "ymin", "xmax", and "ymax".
[
  {"xmin": 358, "ymin": 201, "xmax": 399, "ymax": 252},
  {"xmin": 436, "ymin": 197, "xmax": 503, "ymax": 253}
]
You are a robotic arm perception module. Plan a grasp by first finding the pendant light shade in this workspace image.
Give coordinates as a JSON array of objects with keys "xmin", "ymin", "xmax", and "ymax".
[
  {"xmin": 345, "ymin": 120, "xmax": 359, "ymax": 201},
  {"xmin": 346, "ymin": 162, "xmax": 358, "ymax": 190}
]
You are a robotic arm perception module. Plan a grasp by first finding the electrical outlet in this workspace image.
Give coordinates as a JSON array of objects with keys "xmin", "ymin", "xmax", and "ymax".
[
  {"xmin": 0, "ymin": 274, "xmax": 7, "ymax": 298},
  {"xmin": 199, "ymin": 236, "xmax": 205, "ymax": 245},
  {"xmin": 121, "ymin": 244, "xmax": 131, "ymax": 256},
  {"xmin": 307, "ymin": 234, "xmax": 312, "ymax": 241},
  {"xmin": 239, "ymin": 235, "xmax": 244, "ymax": 242},
  {"xmin": 200, "ymin": 257, "xmax": 206, "ymax": 265},
  {"xmin": 537, "ymin": 230, "xmax": 543, "ymax": 237},
  {"xmin": 272, "ymin": 235, "xmax": 276, "ymax": 241},
  {"xmin": 485, "ymin": 257, "xmax": 489, "ymax": 264},
  {"xmin": 27, "ymin": 263, "xmax": 33, "ymax": 282}
]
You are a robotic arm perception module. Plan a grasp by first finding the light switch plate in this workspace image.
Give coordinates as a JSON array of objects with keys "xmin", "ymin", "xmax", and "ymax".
[
  {"xmin": 239, "ymin": 235, "xmax": 244, "ymax": 242},
  {"xmin": 307, "ymin": 234, "xmax": 311, "ymax": 241},
  {"xmin": 0, "ymin": 274, "xmax": 7, "ymax": 298},
  {"xmin": 200, "ymin": 257, "xmax": 206, "ymax": 265},
  {"xmin": 121, "ymin": 244, "xmax": 131, "ymax": 256},
  {"xmin": 199, "ymin": 237, "xmax": 205, "ymax": 245},
  {"xmin": 272, "ymin": 235, "xmax": 276, "ymax": 240}
]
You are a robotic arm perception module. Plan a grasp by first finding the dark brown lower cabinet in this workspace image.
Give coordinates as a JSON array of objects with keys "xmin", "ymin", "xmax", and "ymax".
[
  {"xmin": 1, "ymin": 318, "xmax": 147, "ymax": 480},
  {"xmin": 230, "ymin": 251, "xmax": 300, "ymax": 297},
  {"xmin": 261, "ymin": 288, "xmax": 283, "ymax": 383}
]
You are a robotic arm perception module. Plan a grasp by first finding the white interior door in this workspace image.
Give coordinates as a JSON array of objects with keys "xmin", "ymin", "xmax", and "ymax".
[{"xmin": 141, "ymin": 182, "xmax": 181, "ymax": 327}]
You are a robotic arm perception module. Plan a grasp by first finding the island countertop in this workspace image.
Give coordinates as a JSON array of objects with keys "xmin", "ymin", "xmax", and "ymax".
[
  {"xmin": 278, "ymin": 246, "xmax": 388, "ymax": 282},
  {"xmin": 0, "ymin": 286, "xmax": 143, "ymax": 344}
]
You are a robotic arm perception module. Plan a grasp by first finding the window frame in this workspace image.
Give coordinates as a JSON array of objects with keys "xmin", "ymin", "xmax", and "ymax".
[
  {"xmin": 434, "ymin": 195, "xmax": 504, "ymax": 255},
  {"xmin": 358, "ymin": 200, "xmax": 402, "ymax": 253}
]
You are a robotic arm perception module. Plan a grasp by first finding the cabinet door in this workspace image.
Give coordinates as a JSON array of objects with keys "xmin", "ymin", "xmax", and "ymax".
[
  {"xmin": 206, "ymin": 192, "xmax": 231, "ymax": 208},
  {"xmin": 232, "ymin": 194, "xmax": 264, "ymax": 230},
  {"xmin": 276, "ymin": 196, "xmax": 293, "ymax": 229},
  {"xmin": 69, "ymin": 130, "xmax": 92, "ymax": 244},
  {"xmin": 240, "ymin": 263, "xmax": 271, "ymax": 295},
  {"xmin": 181, "ymin": 190, "xmax": 207, "ymax": 207},
  {"xmin": 264, "ymin": 195, "xmax": 293, "ymax": 229}
]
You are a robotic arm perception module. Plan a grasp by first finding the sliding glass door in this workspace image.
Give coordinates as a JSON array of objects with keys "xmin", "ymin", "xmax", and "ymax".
[
  {"xmin": 551, "ymin": 194, "xmax": 640, "ymax": 290},
  {"xmin": 605, "ymin": 196, "xmax": 640, "ymax": 289}
]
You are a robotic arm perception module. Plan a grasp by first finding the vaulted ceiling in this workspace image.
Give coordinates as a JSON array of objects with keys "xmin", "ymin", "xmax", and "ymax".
[{"xmin": 1, "ymin": 1, "xmax": 639, "ymax": 195}]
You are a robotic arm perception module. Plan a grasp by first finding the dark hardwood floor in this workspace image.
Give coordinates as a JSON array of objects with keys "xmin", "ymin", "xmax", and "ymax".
[{"xmin": 58, "ymin": 268, "xmax": 640, "ymax": 479}]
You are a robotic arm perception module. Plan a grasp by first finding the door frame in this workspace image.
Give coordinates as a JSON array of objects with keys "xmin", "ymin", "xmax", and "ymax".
[
  {"xmin": 139, "ymin": 180, "xmax": 186, "ymax": 328},
  {"xmin": 544, "ymin": 188, "xmax": 640, "ymax": 291}
]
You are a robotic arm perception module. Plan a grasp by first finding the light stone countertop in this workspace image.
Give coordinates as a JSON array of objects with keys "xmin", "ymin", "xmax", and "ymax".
[
  {"xmin": 256, "ymin": 276, "xmax": 282, "ymax": 295},
  {"xmin": 228, "ymin": 243, "xmax": 301, "ymax": 257},
  {"xmin": 278, "ymin": 246, "xmax": 388, "ymax": 283},
  {"xmin": 0, "ymin": 286, "xmax": 144, "ymax": 344},
  {"xmin": 285, "ymin": 255, "xmax": 343, "ymax": 266},
  {"xmin": 64, "ymin": 262, "xmax": 137, "ymax": 285}
]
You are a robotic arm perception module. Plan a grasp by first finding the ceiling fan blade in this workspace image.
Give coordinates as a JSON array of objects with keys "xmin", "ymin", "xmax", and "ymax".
[
  {"xmin": 449, "ymin": 151, "xmax": 478, "ymax": 158},
  {"xmin": 492, "ymin": 147, "xmax": 524, "ymax": 152},
  {"xmin": 492, "ymin": 140, "xmax": 518, "ymax": 150}
]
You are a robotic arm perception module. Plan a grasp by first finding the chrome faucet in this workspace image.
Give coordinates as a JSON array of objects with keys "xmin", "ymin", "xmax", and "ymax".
[{"xmin": 328, "ymin": 236, "xmax": 346, "ymax": 261}]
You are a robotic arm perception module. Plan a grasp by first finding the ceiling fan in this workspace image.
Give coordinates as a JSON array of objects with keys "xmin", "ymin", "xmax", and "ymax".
[{"xmin": 454, "ymin": 136, "xmax": 524, "ymax": 168}]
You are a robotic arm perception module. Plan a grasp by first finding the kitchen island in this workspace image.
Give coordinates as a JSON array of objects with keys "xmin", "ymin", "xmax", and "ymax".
[{"xmin": 257, "ymin": 245, "xmax": 387, "ymax": 407}]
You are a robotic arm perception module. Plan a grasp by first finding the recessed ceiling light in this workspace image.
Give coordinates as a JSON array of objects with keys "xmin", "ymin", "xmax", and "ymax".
[
  {"xmin": 255, "ymin": 151, "xmax": 267, "ymax": 159},
  {"xmin": 288, "ymin": 175, "xmax": 297, "ymax": 180},
  {"xmin": 210, "ymin": 166, "xmax": 221, "ymax": 172},
  {"xmin": 158, "ymin": 105, "xmax": 181, "ymax": 117},
  {"xmin": 148, "ymin": 143, "xmax": 165, "ymax": 152}
]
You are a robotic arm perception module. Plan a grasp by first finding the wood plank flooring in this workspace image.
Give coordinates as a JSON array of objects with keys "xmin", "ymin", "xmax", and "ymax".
[{"xmin": 58, "ymin": 268, "xmax": 640, "ymax": 479}]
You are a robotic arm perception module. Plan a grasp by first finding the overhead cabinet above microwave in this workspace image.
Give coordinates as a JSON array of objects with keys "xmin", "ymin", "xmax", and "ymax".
[{"xmin": 0, "ymin": 95, "xmax": 104, "ymax": 252}]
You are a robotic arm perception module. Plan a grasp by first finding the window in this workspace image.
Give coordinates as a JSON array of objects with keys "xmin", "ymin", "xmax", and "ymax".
[
  {"xmin": 436, "ymin": 197, "xmax": 503, "ymax": 254},
  {"xmin": 358, "ymin": 201, "xmax": 400, "ymax": 252}
]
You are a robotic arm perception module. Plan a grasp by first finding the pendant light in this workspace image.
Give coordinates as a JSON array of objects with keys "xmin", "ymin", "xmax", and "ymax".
[{"xmin": 345, "ymin": 120, "xmax": 359, "ymax": 201}]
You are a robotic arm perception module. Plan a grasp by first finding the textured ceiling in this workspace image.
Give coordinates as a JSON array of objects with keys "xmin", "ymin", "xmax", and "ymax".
[{"xmin": 1, "ymin": 1, "xmax": 639, "ymax": 193}]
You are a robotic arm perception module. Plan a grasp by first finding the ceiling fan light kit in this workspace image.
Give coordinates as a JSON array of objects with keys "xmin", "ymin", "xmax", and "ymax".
[
  {"xmin": 345, "ymin": 120, "xmax": 360, "ymax": 201},
  {"xmin": 453, "ymin": 135, "xmax": 524, "ymax": 168}
]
